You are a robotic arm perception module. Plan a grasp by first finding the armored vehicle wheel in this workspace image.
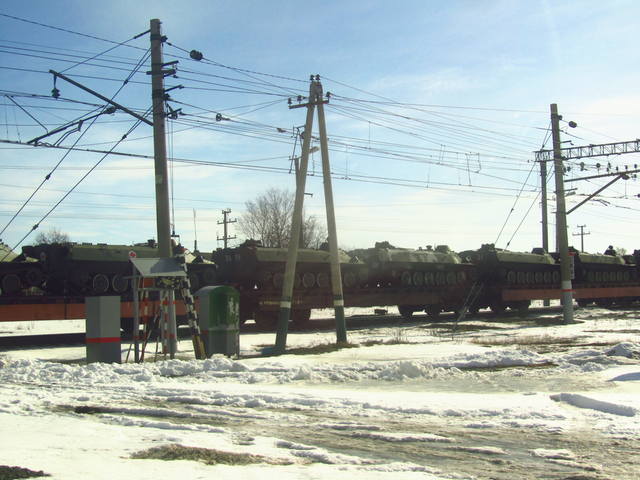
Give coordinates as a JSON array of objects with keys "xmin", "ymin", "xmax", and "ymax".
[
  {"xmin": 1, "ymin": 273, "xmax": 21, "ymax": 295},
  {"xmin": 272, "ymin": 272, "xmax": 284, "ymax": 288},
  {"xmin": 111, "ymin": 273, "xmax": 128, "ymax": 293},
  {"xmin": 424, "ymin": 272, "xmax": 434, "ymax": 286},
  {"xmin": 302, "ymin": 272, "xmax": 316, "ymax": 288},
  {"xmin": 92, "ymin": 273, "xmax": 110, "ymax": 294},
  {"xmin": 24, "ymin": 267, "xmax": 43, "ymax": 287},
  {"xmin": 342, "ymin": 271, "xmax": 357, "ymax": 288},
  {"xmin": 316, "ymin": 272, "xmax": 330, "ymax": 289}
]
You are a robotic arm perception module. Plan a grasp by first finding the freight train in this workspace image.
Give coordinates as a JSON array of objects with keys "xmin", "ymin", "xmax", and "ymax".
[{"xmin": 1, "ymin": 238, "xmax": 639, "ymax": 328}]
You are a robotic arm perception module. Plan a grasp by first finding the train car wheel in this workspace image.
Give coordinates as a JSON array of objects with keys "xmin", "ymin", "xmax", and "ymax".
[
  {"xmin": 516, "ymin": 271, "xmax": 525, "ymax": 284},
  {"xmin": 292, "ymin": 309, "xmax": 312, "ymax": 328},
  {"xmin": 254, "ymin": 311, "xmax": 278, "ymax": 330},
  {"xmin": 425, "ymin": 304, "xmax": 441, "ymax": 320},
  {"xmin": 543, "ymin": 271, "xmax": 552, "ymax": 284},
  {"xmin": 398, "ymin": 305, "xmax": 414, "ymax": 320},
  {"xmin": 457, "ymin": 271, "xmax": 467, "ymax": 284},
  {"xmin": 506, "ymin": 270, "xmax": 516, "ymax": 284},
  {"xmin": 1, "ymin": 273, "xmax": 22, "ymax": 295},
  {"xmin": 92, "ymin": 273, "xmax": 110, "ymax": 294},
  {"xmin": 489, "ymin": 302, "xmax": 505, "ymax": 315},
  {"xmin": 552, "ymin": 271, "xmax": 560, "ymax": 283},
  {"xmin": 534, "ymin": 272, "xmax": 543, "ymax": 284},
  {"xmin": 412, "ymin": 271, "xmax": 424, "ymax": 287},
  {"xmin": 435, "ymin": 272, "xmax": 445, "ymax": 286}
]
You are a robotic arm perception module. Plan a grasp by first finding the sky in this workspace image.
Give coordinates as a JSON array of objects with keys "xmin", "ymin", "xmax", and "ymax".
[{"xmin": 1, "ymin": 0, "xmax": 640, "ymax": 256}]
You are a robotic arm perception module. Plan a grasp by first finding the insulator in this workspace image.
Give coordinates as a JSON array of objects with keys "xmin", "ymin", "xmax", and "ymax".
[
  {"xmin": 297, "ymin": 95, "xmax": 302, "ymax": 103},
  {"xmin": 287, "ymin": 98, "xmax": 292, "ymax": 105},
  {"xmin": 215, "ymin": 113, "xmax": 222, "ymax": 122},
  {"xmin": 51, "ymin": 87, "xmax": 60, "ymax": 99},
  {"xmin": 580, "ymin": 162, "xmax": 585, "ymax": 171},
  {"xmin": 189, "ymin": 49, "xmax": 203, "ymax": 61}
]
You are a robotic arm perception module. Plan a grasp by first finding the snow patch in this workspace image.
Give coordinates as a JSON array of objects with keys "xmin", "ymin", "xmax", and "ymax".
[
  {"xmin": 350, "ymin": 431, "xmax": 455, "ymax": 443},
  {"xmin": 550, "ymin": 393, "xmax": 637, "ymax": 417}
]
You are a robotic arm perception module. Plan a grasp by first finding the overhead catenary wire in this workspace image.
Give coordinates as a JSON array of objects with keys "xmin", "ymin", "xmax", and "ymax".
[
  {"xmin": 0, "ymin": 112, "xmax": 149, "ymax": 260},
  {"xmin": 0, "ymin": 46, "xmax": 151, "ymax": 238}
]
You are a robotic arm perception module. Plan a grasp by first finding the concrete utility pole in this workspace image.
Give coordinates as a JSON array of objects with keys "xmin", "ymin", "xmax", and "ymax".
[
  {"xmin": 149, "ymin": 18, "xmax": 177, "ymax": 355},
  {"xmin": 550, "ymin": 103, "xmax": 574, "ymax": 324},
  {"xmin": 149, "ymin": 19, "xmax": 173, "ymax": 258},
  {"xmin": 539, "ymin": 159, "xmax": 550, "ymax": 307},
  {"xmin": 275, "ymin": 76, "xmax": 347, "ymax": 352},
  {"xmin": 573, "ymin": 225, "xmax": 590, "ymax": 252},
  {"xmin": 275, "ymin": 79, "xmax": 317, "ymax": 353},
  {"xmin": 539, "ymin": 160, "xmax": 549, "ymax": 253},
  {"xmin": 315, "ymin": 80, "xmax": 347, "ymax": 343},
  {"xmin": 217, "ymin": 209, "xmax": 237, "ymax": 248}
]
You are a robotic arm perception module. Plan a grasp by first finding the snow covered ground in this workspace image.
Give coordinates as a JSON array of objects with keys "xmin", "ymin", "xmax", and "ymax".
[{"xmin": 1, "ymin": 306, "xmax": 639, "ymax": 479}]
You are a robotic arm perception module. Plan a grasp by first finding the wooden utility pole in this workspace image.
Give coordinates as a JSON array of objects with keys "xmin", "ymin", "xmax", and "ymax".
[
  {"xmin": 217, "ymin": 209, "xmax": 237, "ymax": 248},
  {"xmin": 149, "ymin": 18, "xmax": 177, "ymax": 355},
  {"xmin": 550, "ymin": 103, "xmax": 574, "ymax": 324}
]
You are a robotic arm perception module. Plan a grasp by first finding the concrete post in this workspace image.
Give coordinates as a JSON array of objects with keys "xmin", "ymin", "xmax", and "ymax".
[{"xmin": 85, "ymin": 296, "xmax": 121, "ymax": 363}]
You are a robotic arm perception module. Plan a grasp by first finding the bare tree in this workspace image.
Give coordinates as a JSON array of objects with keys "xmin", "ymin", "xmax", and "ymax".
[
  {"xmin": 239, "ymin": 188, "xmax": 326, "ymax": 248},
  {"xmin": 35, "ymin": 227, "xmax": 70, "ymax": 245}
]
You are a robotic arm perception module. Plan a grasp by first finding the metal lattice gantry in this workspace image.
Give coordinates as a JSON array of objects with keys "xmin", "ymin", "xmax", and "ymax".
[{"xmin": 535, "ymin": 139, "xmax": 640, "ymax": 162}]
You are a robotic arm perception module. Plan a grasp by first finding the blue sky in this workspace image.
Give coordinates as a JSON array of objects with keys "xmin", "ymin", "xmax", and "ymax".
[{"xmin": 1, "ymin": 0, "xmax": 639, "ymax": 255}]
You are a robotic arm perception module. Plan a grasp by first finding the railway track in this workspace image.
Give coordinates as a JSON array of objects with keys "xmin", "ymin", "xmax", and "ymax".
[{"xmin": 0, "ymin": 306, "xmax": 572, "ymax": 350}]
